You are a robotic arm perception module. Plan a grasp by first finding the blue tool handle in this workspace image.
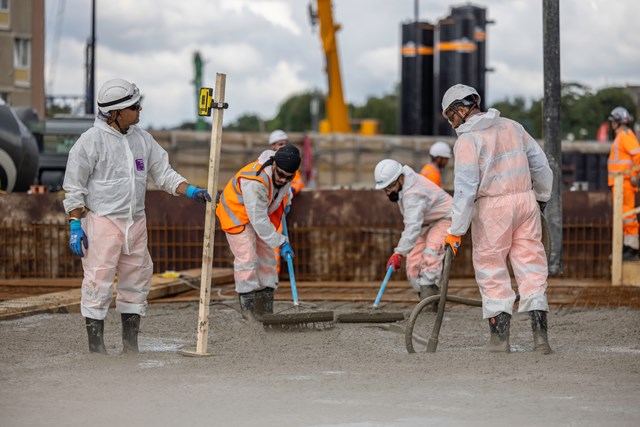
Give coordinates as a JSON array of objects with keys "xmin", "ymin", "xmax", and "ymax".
[
  {"xmin": 286, "ymin": 253, "xmax": 299, "ymax": 306},
  {"xmin": 373, "ymin": 265, "xmax": 394, "ymax": 308},
  {"xmin": 281, "ymin": 213, "xmax": 298, "ymax": 305}
]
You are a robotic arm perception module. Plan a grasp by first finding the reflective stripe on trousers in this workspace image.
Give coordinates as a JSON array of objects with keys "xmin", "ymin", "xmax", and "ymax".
[
  {"xmin": 80, "ymin": 212, "xmax": 153, "ymax": 320},
  {"xmin": 471, "ymin": 192, "xmax": 549, "ymax": 319},
  {"xmin": 405, "ymin": 218, "xmax": 450, "ymax": 291},
  {"xmin": 226, "ymin": 224, "xmax": 278, "ymax": 294}
]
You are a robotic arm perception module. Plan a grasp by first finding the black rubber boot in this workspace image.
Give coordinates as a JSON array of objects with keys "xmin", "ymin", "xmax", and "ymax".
[
  {"xmin": 85, "ymin": 317, "xmax": 108, "ymax": 354},
  {"xmin": 254, "ymin": 288, "xmax": 274, "ymax": 315},
  {"xmin": 121, "ymin": 313, "xmax": 140, "ymax": 353},
  {"xmin": 622, "ymin": 245, "xmax": 639, "ymax": 261},
  {"xmin": 238, "ymin": 291, "xmax": 256, "ymax": 312},
  {"xmin": 488, "ymin": 312, "xmax": 511, "ymax": 353},
  {"xmin": 418, "ymin": 284, "xmax": 439, "ymax": 312},
  {"xmin": 529, "ymin": 310, "xmax": 553, "ymax": 354}
]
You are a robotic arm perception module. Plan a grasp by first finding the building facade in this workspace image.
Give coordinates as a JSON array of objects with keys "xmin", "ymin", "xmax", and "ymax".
[{"xmin": 0, "ymin": 0, "xmax": 45, "ymax": 117}]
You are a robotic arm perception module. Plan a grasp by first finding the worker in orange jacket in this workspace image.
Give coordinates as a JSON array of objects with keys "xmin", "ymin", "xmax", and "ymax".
[
  {"xmin": 216, "ymin": 145, "xmax": 301, "ymax": 314},
  {"xmin": 607, "ymin": 107, "xmax": 640, "ymax": 261},
  {"xmin": 419, "ymin": 141, "xmax": 452, "ymax": 188},
  {"xmin": 268, "ymin": 130, "xmax": 305, "ymax": 275}
]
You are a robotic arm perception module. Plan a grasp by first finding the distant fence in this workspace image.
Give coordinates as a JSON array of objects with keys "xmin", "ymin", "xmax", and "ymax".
[{"xmin": 0, "ymin": 218, "xmax": 613, "ymax": 281}]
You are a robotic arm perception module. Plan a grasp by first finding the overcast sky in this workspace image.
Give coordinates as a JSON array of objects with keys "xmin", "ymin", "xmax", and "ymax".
[{"xmin": 45, "ymin": 0, "xmax": 640, "ymax": 130}]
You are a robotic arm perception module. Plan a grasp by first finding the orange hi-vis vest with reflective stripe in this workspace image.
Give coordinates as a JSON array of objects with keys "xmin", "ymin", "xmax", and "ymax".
[
  {"xmin": 419, "ymin": 163, "xmax": 442, "ymax": 188},
  {"xmin": 607, "ymin": 128, "xmax": 640, "ymax": 186},
  {"xmin": 216, "ymin": 160, "xmax": 288, "ymax": 234}
]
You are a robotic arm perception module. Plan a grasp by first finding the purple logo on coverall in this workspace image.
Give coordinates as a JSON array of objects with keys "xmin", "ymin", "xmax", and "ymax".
[{"xmin": 135, "ymin": 159, "xmax": 145, "ymax": 171}]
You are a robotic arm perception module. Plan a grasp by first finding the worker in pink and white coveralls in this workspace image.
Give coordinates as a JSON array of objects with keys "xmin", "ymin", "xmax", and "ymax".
[
  {"xmin": 374, "ymin": 159, "xmax": 452, "ymax": 307},
  {"xmin": 63, "ymin": 78, "xmax": 210, "ymax": 355},
  {"xmin": 441, "ymin": 84, "xmax": 553, "ymax": 354}
]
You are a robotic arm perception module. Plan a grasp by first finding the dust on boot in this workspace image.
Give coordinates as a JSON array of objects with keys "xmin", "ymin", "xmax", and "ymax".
[
  {"xmin": 85, "ymin": 317, "xmax": 108, "ymax": 354},
  {"xmin": 488, "ymin": 312, "xmax": 511, "ymax": 353},
  {"xmin": 121, "ymin": 313, "xmax": 141, "ymax": 353},
  {"xmin": 238, "ymin": 291, "xmax": 256, "ymax": 312},
  {"xmin": 254, "ymin": 287, "xmax": 274, "ymax": 315},
  {"xmin": 418, "ymin": 284, "xmax": 439, "ymax": 312},
  {"xmin": 529, "ymin": 310, "xmax": 552, "ymax": 354}
]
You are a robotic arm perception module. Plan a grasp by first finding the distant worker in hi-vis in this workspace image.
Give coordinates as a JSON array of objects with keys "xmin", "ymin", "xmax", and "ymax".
[
  {"xmin": 420, "ymin": 141, "xmax": 452, "ymax": 188},
  {"xmin": 607, "ymin": 106, "xmax": 640, "ymax": 261},
  {"xmin": 442, "ymin": 83, "xmax": 553, "ymax": 354},
  {"xmin": 63, "ymin": 78, "xmax": 210, "ymax": 354}
]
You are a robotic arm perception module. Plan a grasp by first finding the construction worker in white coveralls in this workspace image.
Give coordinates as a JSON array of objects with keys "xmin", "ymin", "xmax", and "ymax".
[
  {"xmin": 216, "ymin": 144, "xmax": 300, "ymax": 315},
  {"xmin": 63, "ymin": 78, "xmax": 211, "ymax": 354},
  {"xmin": 441, "ymin": 84, "xmax": 553, "ymax": 354},
  {"xmin": 374, "ymin": 159, "xmax": 452, "ymax": 309}
]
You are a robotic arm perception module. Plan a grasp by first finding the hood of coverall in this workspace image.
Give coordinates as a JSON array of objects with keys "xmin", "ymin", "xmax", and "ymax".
[{"xmin": 454, "ymin": 108, "xmax": 501, "ymax": 136}]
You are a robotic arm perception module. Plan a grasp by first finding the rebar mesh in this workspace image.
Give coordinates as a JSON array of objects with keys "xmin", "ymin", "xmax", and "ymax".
[{"xmin": 0, "ymin": 217, "xmax": 613, "ymax": 280}]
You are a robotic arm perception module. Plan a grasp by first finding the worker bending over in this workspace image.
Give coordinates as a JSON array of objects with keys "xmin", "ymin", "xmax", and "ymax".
[
  {"xmin": 442, "ymin": 84, "xmax": 553, "ymax": 354},
  {"xmin": 420, "ymin": 141, "xmax": 452, "ymax": 188},
  {"xmin": 374, "ymin": 159, "xmax": 452, "ymax": 307},
  {"xmin": 216, "ymin": 144, "xmax": 301, "ymax": 315},
  {"xmin": 63, "ymin": 78, "xmax": 210, "ymax": 354},
  {"xmin": 607, "ymin": 107, "xmax": 640, "ymax": 261}
]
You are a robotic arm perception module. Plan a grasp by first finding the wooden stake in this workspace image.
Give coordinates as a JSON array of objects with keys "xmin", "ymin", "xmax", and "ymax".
[
  {"xmin": 611, "ymin": 174, "xmax": 623, "ymax": 286},
  {"xmin": 180, "ymin": 73, "xmax": 227, "ymax": 357}
]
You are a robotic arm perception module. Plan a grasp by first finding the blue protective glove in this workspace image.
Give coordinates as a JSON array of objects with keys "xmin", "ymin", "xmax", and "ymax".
[
  {"xmin": 285, "ymin": 204, "xmax": 291, "ymax": 216},
  {"xmin": 186, "ymin": 185, "xmax": 211, "ymax": 204},
  {"xmin": 280, "ymin": 241, "xmax": 295, "ymax": 260},
  {"xmin": 69, "ymin": 219, "xmax": 88, "ymax": 257}
]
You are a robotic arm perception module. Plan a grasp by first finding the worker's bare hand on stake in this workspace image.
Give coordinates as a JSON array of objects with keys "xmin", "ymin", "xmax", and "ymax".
[
  {"xmin": 69, "ymin": 219, "xmax": 88, "ymax": 257},
  {"xmin": 280, "ymin": 241, "xmax": 295, "ymax": 259},
  {"xmin": 185, "ymin": 185, "xmax": 211, "ymax": 204},
  {"xmin": 537, "ymin": 201, "xmax": 547, "ymax": 213},
  {"xmin": 445, "ymin": 234, "xmax": 462, "ymax": 257},
  {"xmin": 386, "ymin": 253, "xmax": 403, "ymax": 272}
]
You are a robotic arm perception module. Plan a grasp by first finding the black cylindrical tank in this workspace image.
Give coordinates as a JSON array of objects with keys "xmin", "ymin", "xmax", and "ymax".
[{"xmin": 0, "ymin": 104, "xmax": 39, "ymax": 192}]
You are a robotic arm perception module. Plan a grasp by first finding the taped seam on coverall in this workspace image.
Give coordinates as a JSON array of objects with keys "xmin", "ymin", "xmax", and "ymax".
[
  {"xmin": 450, "ymin": 109, "xmax": 553, "ymax": 318},
  {"xmin": 607, "ymin": 127, "xmax": 640, "ymax": 249},
  {"xmin": 394, "ymin": 166, "xmax": 452, "ymax": 290},
  {"xmin": 63, "ymin": 119, "xmax": 186, "ymax": 318}
]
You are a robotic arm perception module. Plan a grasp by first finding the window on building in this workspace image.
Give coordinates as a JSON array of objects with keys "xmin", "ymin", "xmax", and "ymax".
[
  {"xmin": 0, "ymin": 0, "xmax": 10, "ymax": 29},
  {"xmin": 14, "ymin": 38, "xmax": 31, "ymax": 86},
  {"xmin": 14, "ymin": 38, "xmax": 31, "ymax": 68}
]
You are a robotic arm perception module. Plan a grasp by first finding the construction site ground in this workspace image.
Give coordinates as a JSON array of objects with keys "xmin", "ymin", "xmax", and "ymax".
[{"xmin": 1, "ymin": 274, "xmax": 639, "ymax": 426}]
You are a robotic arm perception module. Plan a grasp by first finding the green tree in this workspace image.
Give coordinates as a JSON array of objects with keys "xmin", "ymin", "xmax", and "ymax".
[
  {"xmin": 225, "ymin": 113, "xmax": 264, "ymax": 132},
  {"xmin": 351, "ymin": 89, "xmax": 398, "ymax": 135},
  {"xmin": 267, "ymin": 90, "xmax": 324, "ymax": 132}
]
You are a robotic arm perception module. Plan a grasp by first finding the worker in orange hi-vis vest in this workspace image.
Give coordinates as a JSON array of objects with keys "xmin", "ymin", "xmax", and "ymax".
[
  {"xmin": 268, "ymin": 130, "xmax": 306, "ymax": 276},
  {"xmin": 216, "ymin": 145, "xmax": 301, "ymax": 315},
  {"xmin": 420, "ymin": 141, "xmax": 452, "ymax": 188},
  {"xmin": 607, "ymin": 106, "xmax": 640, "ymax": 261}
]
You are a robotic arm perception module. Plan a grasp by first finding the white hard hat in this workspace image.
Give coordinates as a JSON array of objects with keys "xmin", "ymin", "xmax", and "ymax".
[
  {"xmin": 374, "ymin": 159, "xmax": 403, "ymax": 189},
  {"xmin": 429, "ymin": 141, "xmax": 452, "ymax": 158},
  {"xmin": 441, "ymin": 84, "xmax": 481, "ymax": 117},
  {"xmin": 269, "ymin": 129, "xmax": 288, "ymax": 145},
  {"xmin": 97, "ymin": 78, "xmax": 141, "ymax": 113},
  {"xmin": 608, "ymin": 107, "xmax": 633, "ymax": 124}
]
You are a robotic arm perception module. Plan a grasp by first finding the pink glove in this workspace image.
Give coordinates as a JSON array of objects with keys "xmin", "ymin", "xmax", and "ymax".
[{"xmin": 386, "ymin": 253, "xmax": 403, "ymax": 271}]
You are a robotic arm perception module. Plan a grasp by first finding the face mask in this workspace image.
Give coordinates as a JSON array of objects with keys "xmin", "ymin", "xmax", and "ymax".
[{"xmin": 387, "ymin": 192, "xmax": 399, "ymax": 202}]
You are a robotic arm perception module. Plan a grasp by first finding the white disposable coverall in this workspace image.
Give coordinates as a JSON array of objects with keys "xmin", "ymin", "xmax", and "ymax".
[
  {"xmin": 63, "ymin": 119, "xmax": 187, "ymax": 319},
  {"xmin": 394, "ymin": 166, "xmax": 452, "ymax": 291},
  {"xmin": 450, "ymin": 108, "xmax": 553, "ymax": 318},
  {"xmin": 225, "ymin": 150, "xmax": 292, "ymax": 293}
]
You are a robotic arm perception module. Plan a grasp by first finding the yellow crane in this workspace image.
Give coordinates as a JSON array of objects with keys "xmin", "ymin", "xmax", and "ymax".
[{"xmin": 310, "ymin": 0, "xmax": 377, "ymax": 135}]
